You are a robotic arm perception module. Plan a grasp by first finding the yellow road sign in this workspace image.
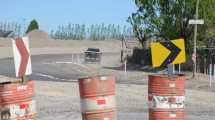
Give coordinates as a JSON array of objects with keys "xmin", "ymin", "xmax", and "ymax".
[{"xmin": 151, "ymin": 38, "xmax": 186, "ymax": 67}]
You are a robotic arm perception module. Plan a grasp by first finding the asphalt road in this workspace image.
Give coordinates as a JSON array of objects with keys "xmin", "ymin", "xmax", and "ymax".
[
  {"xmin": 0, "ymin": 53, "xmax": 148, "ymax": 85},
  {"xmin": 0, "ymin": 53, "xmax": 91, "ymax": 81}
]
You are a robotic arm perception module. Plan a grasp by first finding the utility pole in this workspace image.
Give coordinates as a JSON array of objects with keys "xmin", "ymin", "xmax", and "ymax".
[{"xmin": 193, "ymin": 0, "xmax": 200, "ymax": 78}]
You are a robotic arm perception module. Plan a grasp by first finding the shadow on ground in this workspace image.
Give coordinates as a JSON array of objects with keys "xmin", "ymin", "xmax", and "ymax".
[{"xmin": 103, "ymin": 63, "xmax": 163, "ymax": 73}]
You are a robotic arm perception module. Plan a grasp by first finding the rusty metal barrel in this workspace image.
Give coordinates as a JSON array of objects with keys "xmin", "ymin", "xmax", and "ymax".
[
  {"xmin": 0, "ymin": 80, "xmax": 34, "ymax": 105},
  {"xmin": 78, "ymin": 75, "xmax": 116, "ymax": 120},
  {"xmin": 0, "ymin": 80, "xmax": 36, "ymax": 120},
  {"xmin": 148, "ymin": 74, "xmax": 186, "ymax": 120}
]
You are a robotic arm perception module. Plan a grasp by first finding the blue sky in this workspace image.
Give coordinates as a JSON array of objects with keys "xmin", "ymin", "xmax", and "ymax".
[{"xmin": 0, "ymin": 0, "xmax": 137, "ymax": 31}]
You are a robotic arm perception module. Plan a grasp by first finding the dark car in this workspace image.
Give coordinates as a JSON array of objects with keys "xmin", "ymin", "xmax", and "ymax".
[{"xmin": 84, "ymin": 48, "xmax": 102, "ymax": 63}]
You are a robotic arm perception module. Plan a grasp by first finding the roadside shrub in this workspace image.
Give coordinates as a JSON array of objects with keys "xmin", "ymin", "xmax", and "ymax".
[{"xmin": 26, "ymin": 19, "xmax": 39, "ymax": 34}]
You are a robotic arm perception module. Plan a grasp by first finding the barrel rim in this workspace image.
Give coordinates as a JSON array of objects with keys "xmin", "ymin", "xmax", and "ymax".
[
  {"xmin": 0, "ymin": 80, "xmax": 33, "ymax": 86},
  {"xmin": 148, "ymin": 74, "xmax": 185, "ymax": 79},
  {"xmin": 78, "ymin": 74, "xmax": 115, "ymax": 81},
  {"xmin": 149, "ymin": 108, "xmax": 185, "ymax": 111}
]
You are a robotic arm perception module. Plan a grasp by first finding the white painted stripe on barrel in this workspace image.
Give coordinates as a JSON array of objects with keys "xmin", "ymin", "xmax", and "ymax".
[
  {"xmin": 169, "ymin": 83, "xmax": 176, "ymax": 88},
  {"xmin": 169, "ymin": 113, "xmax": 177, "ymax": 118},
  {"xmin": 81, "ymin": 95, "xmax": 115, "ymax": 112},
  {"xmin": 100, "ymin": 76, "xmax": 108, "ymax": 81},
  {"xmin": 148, "ymin": 95, "xmax": 185, "ymax": 109},
  {"xmin": 104, "ymin": 118, "xmax": 109, "ymax": 120},
  {"xmin": 0, "ymin": 91, "xmax": 12, "ymax": 96}
]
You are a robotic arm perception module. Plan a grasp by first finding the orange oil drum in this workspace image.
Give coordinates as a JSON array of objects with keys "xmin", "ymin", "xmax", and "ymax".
[
  {"xmin": 148, "ymin": 74, "xmax": 186, "ymax": 120},
  {"xmin": 79, "ymin": 75, "xmax": 116, "ymax": 120},
  {"xmin": 0, "ymin": 80, "xmax": 34, "ymax": 105}
]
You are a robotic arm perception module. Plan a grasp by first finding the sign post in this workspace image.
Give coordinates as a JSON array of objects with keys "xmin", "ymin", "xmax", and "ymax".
[
  {"xmin": 167, "ymin": 64, "xmax": 175, "ymax": 75},
  {"xmin": 188, "ymin": 0, "xmax": 203, "ymax": 78},
  {"xmin": 124, "ymin": 60, "xmax": 127, "ymax": 74},
  {"xmin": 12, "ymin": 37, "xmax": 32, "ymax": 82},
  {"xmin": 209, "ymin": 64, "xmax": 212, "ymax": 87}
]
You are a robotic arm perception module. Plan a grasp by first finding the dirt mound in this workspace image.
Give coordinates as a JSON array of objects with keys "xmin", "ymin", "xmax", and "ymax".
[
  {"xmin": 0, "ymin": 29, "xmax": 122, "ymax": 56},
  {"xmin": 27, "ymin": 30, "xmax": 53, "ymax": 47},
  {"xmin": 27, "ymin": 30, "xmax": 50, "ymax": 41}
]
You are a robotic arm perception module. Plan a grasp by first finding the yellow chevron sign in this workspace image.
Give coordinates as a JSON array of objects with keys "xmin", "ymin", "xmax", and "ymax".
[{"xmin": 151, "ymin": 39, "xmax": 186, "ymax": 67}]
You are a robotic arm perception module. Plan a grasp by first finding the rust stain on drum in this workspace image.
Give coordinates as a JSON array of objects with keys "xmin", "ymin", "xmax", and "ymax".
[
  {"xmin": 148, "ymin": 74, "xmax": 185, "ymax": 96},
  {"xmin": 79, "ymin": 75, "xmax": 115, "ymax": 98}
]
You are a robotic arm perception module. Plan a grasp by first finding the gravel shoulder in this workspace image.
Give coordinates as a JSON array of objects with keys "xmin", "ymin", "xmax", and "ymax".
[{"xmin": 34, "ymin": 80, "xmax": 215, "ymax": 120}]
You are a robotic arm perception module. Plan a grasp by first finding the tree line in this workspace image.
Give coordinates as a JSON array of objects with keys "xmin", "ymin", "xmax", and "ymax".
[
  {"xmin": 50, "ymin": 23, "xmax": 134, "ymax": 40},
  {"xmin": 0, "ymin": 21, "xmax": 134, "ymax": 40},
  {"xmin": 0, "ymin": 21, "xmax": 23, "ymax": 37}
]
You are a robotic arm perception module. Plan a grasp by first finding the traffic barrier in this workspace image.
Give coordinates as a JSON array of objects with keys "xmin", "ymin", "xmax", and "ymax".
[
  {"xmin": 0, "ymin": 80, "xmax": 36, "ymax": 120},
  {"xmin": 79, "ymin": 75, "xmax": 116, "ymax": 120},
  {"xmin": 0, "ymin": 80, "xmax": 34, "ymax": 105},
  {"xmin": 148, "ymin": 74, "xmax": 186, "ymax": 120}
]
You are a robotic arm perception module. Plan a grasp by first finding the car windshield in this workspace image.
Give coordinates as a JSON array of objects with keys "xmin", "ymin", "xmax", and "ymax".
[{"xmin": 87, "ymin": 48, "xmax": 100, "ymax": 52}]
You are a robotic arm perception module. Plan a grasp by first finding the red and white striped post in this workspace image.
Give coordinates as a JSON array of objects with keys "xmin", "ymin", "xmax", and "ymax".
[{"xmin": 12, "ymin": 37, "xmax": 32, "ymax": 79}]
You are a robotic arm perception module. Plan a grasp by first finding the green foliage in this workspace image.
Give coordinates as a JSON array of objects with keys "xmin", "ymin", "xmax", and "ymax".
[
  {"xmin": 129, "ymin": 0, "xmax": 215, "ymax": 52},
  {"xmin": 127, "ymin": 13, "xmax": 149, "ymax": 48},
  {"xmin": 51, "ymin": 23, "xmax": 133, "ymax": 40},
  {"xmin": 26, "ymin": 19, "xmax": 39, "ymax": 34}
]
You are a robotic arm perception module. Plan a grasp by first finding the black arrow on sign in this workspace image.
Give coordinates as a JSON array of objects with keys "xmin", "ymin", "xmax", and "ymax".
[{"xmin": 160, "ymin": 41, "xmax": 181, "ymax": 67}]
